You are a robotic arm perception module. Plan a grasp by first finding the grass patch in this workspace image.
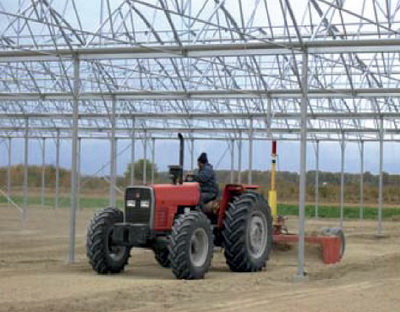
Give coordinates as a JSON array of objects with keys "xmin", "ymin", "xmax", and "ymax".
[
  {"xmin": 278, "ymin": 203, "xmax": 400, "ymax": 220},
  {"xmin": 1, "ymin": 194, "xmax": 399, "ymax": 220}
]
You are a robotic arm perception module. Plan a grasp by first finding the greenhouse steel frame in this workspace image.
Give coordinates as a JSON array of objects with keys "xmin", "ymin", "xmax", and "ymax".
[{"xmin": 1, "ymin": 0, "xmax": 399, "ymax": 278}]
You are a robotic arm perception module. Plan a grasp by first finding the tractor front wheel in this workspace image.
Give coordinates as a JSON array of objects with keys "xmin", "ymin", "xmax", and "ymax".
[
  {"xmin": 169, "ymin": 211, "xmax": 213, "ymax": 279},
  {"xmin": 153, "ymin": 244, "xmax": 171, "ymax": 268},
  {"xmin": 223, "ymin": 192, "xmax": 273, "ymax": 272},
  {"xmin": 86, "ymin": 207, "xmax": 130, "ymax": 274}
]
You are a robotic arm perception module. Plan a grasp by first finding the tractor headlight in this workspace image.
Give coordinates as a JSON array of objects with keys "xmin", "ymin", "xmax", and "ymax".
[
  {"xmin": 140, "ymin": 200, "xmax": 150, "ymax": 208},
  {"xmin": 126, "ymin": 200, "xmax": 135, "ymax": 207}
]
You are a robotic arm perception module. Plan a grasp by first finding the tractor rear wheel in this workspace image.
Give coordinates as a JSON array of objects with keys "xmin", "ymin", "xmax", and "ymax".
[
  {"xmin": 169, "ymin": 211, "xmax": 213, "ymax": 279},
  {"xmin": 86, "ymin": 207, "xmax": 130, "ymax": 274},
  {"xmin": 223, "ymin": 192, "xmax": 273, "ymax": 272}
]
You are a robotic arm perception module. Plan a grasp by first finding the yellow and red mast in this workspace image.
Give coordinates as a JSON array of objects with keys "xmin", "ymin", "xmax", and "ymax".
[{"xmin": 268, "ymin": 141, "xmax": 278, "ymax": 222}]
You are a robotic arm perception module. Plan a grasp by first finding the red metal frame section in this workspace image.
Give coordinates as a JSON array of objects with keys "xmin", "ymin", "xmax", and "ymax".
[
  {"xmin": 273, "ymin": 233, "xmax": 342, "ymax": 264},
  {"xmin": 153, "ymin": 183, "xmax": 200, "ymax": 231},
  {"xmin": 217, "ymin": 184, "xmax": 259, "ymax": 228}
]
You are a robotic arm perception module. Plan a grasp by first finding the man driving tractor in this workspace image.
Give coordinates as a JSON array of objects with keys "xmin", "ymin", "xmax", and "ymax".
[{"xmin": 188, "ymin": 152, "xmax": 219, "ymax": 205}]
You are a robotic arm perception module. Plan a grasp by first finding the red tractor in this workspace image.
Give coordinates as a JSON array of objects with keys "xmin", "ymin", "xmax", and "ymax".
[{"xmin": 86, "ymin": 134, "xmax": 273, "ymax": 279}]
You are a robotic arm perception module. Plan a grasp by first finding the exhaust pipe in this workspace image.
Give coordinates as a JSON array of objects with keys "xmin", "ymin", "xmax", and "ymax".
[{"xmin": 178, "ymin": 133, "xmax": 184, "ymax": 184}]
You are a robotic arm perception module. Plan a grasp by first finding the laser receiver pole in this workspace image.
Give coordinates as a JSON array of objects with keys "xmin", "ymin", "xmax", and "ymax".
[{"xmin": 269, "ymin": 140, "xmax": 278, "ymax": 221}]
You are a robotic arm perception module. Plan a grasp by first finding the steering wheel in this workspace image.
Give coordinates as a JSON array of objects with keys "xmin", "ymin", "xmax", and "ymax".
[{"xmin": 185, "ymin": 173, "xmax": 195, "ymax": 182}]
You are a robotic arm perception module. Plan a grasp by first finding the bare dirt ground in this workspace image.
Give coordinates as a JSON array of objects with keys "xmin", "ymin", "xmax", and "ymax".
[{"xmin": 0, "ymin": 205, "xmax": 399, "ymax": 312}]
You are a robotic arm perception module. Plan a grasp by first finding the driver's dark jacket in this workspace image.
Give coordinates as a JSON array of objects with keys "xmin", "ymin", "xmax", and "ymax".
[{"xmin": 192, "ymin": 163, "xmax": 218, "ymax": 196}]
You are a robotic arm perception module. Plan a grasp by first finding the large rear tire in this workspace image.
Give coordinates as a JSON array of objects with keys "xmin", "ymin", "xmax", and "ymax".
[
  {"xmin": 223, "ymin": 192, "xmax": 273, "ymax": 272},
  {"xmin": 86, "ymin": 207, "xmax": 130, "ymax": 274},
  {"xmin": 169, "ymin": 211, "xmax": 213, "ymax": 279}
]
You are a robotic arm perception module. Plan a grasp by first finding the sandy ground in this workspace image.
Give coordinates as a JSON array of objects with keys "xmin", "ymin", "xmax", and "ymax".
[{"xmin": 0, "ymin": 205, "xmax": 399, "ymax": 312}]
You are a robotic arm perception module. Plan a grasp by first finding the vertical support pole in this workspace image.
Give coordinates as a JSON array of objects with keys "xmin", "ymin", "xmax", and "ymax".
[
  {"xmin": 109, "ymin": 96, "xmax": 117, "ymax": 208},
  {"xmin": 7, "ymin": 137, "xmax": 11, "ymax": 208},
  {"xmin": 23, "ymin": 118, "xmax": 29, "ymax": 224},
  {"xmin": 315, "ymin": 140, "xmax": 319, "ymax": 219},
  {"xmin": 190, "ymin": 138, "xmax": 195, "ymax": 171},
  {"xmin": 296, "ymin": 51, "xmax": 308, "ymax": 279},
  {"xmin": 130, "ymin": 119, "xmax": 135, "ymax": 185},
  {"xmin": 230, "ymin": 139, "xmax": 234, "ymax": 183},
  {"xmin": 55, "ymin": 130, "xmax": 60, "ymax": 209},
  {"xmin": 108, "ymin": 137, "xmax": 117, "ymax": 208},
  {"xmin": 115, "ymin": 138, "xmax": 118, "ymax": 198},
  {"xmin": 359, "ymin": 140, "xmax": 364, "ymax": 220},
  {"xmin": 377, "ymin": 119, "xmax": 384, "ymax": 235},
  {"xmin": 267, "ymin": 97, "xmax": 272, "ymax": 138},
  {"xmin": 151, "ymin": 138, "xmax": 156, "ymax": 184},
  {"xmin": 41, "ymin": 138, "xmax": 46, "ymax": 207},
  {"xmin": 238, "ymin": 133, "xmax": 242, "ymax": 184},
  {"xmin": 143, "ymin": 132, "xmax": 147, "ymax": 185},
  {"xmin": 248, "ymin": 118, "xmax": 253, "ymax": 184},
  {"xmin": 68, "ymin": 55, "xmax": 80, "ymax": 263},
  {"xmin": 100, "ymin": 0, "xmax": 104, "ymax": 44},
  {"xmin": 77, "ymin": 138, "xmax": 81, "ymax": 210},
  {"xmin": 340, "ymin": 133, "xmax": 345, "ymax": 229}
]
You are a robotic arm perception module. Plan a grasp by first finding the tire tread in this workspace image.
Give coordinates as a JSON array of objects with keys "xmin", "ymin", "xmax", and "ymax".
[
  {"xmin": 169, "ymin": 211, "xmax": 213, "ymax": 279},
  {"xmin": 222, "ymin": 192, "xmax": 273, "ymax": 272},
  {"xmin": 86, "ymin": 207, "xmax": 130, "ymax": 274}
]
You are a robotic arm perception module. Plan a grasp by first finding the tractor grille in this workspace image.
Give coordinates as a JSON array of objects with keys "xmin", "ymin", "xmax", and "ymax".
[{"xmin": 125, "ymin": 187, "xmax": 153, "ymax": 224}]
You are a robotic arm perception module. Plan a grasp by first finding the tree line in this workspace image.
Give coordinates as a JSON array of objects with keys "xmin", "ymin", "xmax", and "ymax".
[{"xmin": 0, "ymin": 159, "xmax": 398, "ymax": 205}]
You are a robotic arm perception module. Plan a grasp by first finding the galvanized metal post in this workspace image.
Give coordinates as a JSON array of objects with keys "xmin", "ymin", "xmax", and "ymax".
[
  {"xmin": 377, "ymin": 119, "xmax": 384, "ymax": 235},
  {"xmin": 77, "ymin": 138, "xmax": 81, "ymax": 211},
  {"xmin": 340, "ymin": 133, "xmax": 345, "ymax": 229},
  {"xmin": 109, "ymin": 136, "xmax": 117, "ymax": 207},
  {"xmin": 55, "ymin": 130, "xmax": 60, "ymax": 209},
  {"xmin": 23, "ymin": 118, "xmax": 29, "ymax": 224},
  {"xmin": 115, "ymin": 137, "xmax": 118, "ymax": 196},
  {"xmin": 109, "ymin": 96, "xmax": 117, "ymax": 207},
  {"xmin": 41, "ymin": 138, "xmax": 46, "ymax": 207},
  {"xmin": 7, "ymin": 137, "xmax": 11, "ymax": 208},
  {"xmin": 143, "ymin": 132, "xmax": 147, "ymax": 185},
  {"xmin": 248, "ymin": 118, "xmax": 253, "ymax": 184},
  {"xmin": 296, "ymin": 51, "xmax": 308, "ymax": 280},
  {"xmin": 191, "ymin": 138, "xmax": 195, "ymax": 171},
  {"xmin": 130, "ymin": 119, "xmax": 135, "ymax": 185},
  {"xmin": 68, "ymin": 55, "xmax": 80, "ymax": 263},
  {"xmin": 359, "ymin": 140, "xmax": 364, "ymax": 220},
  {"xmin": 151, "ymin": 138, "xmax": 156, "ymax": 184},
  {"xmin": 238, "ymin": 133, "xmax": 242, "ymax": 184},
  {"xmin": 267, "ymin": 97, "xmax": 272, "ymax": 138},
  {"xmin": 230, "ymin": 139, "xmax": 234, "ymax": 183},
  {"xmin": 315, "ymin": 140, "xmax": 319, "ymax": 219}
]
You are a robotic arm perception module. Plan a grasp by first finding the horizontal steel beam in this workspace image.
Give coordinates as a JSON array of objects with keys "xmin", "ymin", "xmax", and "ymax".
[
  {"xmin": 1, "ymin": 39, "xmax": 400, "ymax": 62},
  {"xmin": 1, "ymin": 88, "xmax": 400, "ymax": 100},
  {"xmin": 0, "ymin": 126, "xmax": 398, "ymax": 134},
  {"xmin": 0, "ymin": 112, "xmax": 399, "ymax": 119},
  {"xmin": 1, "ymin": 135, "xmax": 398, "ymax": 142}
]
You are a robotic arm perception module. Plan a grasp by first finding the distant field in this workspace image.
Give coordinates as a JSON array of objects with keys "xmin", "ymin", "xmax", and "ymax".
[
  {"xmin": 1, "ymin": 194, "xmax": 399, "ymax": 220},
  {"xmin": 0, "ymin": 194, "xmax": 123, "ymax": 210},
  {"xmin": 278, "ymin": 203, "xmax": 400, "ymax": 220}
]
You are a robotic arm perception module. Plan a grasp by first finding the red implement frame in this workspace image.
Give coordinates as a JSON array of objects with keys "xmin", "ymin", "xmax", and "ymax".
[
  {"xmin": 273, "ymin": 233, "xmax": 342, "ymax": 264},
  {"xmin": 272, "ymin": 216, "xmax": 343, "ymax": 264}
]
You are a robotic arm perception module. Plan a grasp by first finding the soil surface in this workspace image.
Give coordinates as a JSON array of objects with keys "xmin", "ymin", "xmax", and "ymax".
[{"xmin": 0, "ymin": 205, "xmax": 399, "ymax": 312}]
